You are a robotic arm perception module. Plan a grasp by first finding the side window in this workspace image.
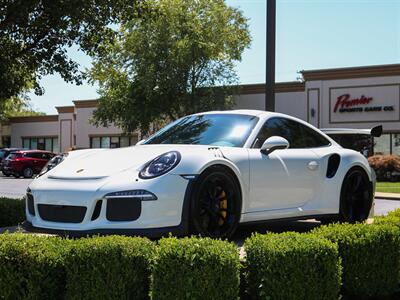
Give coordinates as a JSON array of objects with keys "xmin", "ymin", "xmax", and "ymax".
[{"xmin": 253, "ymin": 117, "xmax": 330, "ymax": 149}]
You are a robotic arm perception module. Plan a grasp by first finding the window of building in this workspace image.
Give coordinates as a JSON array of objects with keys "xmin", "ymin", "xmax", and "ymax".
[
  {"xmin": 374, "ymin": 134, "xmax": 391, "ymax": 155},
  {"xmin": 22, "ymin": 137, "xmax": 59, "ymax": 153},
  {"xmin": 2, "ymin": 136, "xmax": 11, "ymax": 148},
  {"xmin": 253, "ymin": 117, "xmax": 330, "ymax": 149},
  {"xmin": 90, "ymin": 135, "xmax": 137, "ymax": 148}
]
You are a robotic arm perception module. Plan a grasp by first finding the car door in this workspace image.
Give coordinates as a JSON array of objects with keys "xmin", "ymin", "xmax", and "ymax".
[
  {"xmin": 35, "ymin": 153, "xmax": 50, "ymax": 172},
  {"xmin": 247, "ymin": 117, "xmax": 329, "ymax": 213}
]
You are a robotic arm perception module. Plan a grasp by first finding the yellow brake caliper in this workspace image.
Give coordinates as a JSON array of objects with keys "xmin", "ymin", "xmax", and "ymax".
[{"xmin": 218, "ymin": 190, "xmax": 228, "ymax": 225}]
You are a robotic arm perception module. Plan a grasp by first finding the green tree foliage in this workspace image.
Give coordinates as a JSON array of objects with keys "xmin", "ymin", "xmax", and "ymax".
[
  {"xmin": 0, "ymin": 97, "xmax": 44, "ymax": 121},
  {"xmin": 90, "ymin": 0, "xmax": 251, "ymax": 134},
  {"xmin": 0, "ymin": 0, "xmax": 138, "ymax": 104}
]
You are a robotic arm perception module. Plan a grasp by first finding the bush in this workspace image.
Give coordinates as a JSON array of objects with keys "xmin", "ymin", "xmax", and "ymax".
[
  {"xmin": 0, "ymin": 197, "xmax": 25, "ymax": 227},
  {"xmin": 0, "ymin": 233, "xmax": 68, "ymax": 300},
  {"xmin": 374, "ymin": 208, "xmax": 400, "ymax": 227},
  {"xmin": 244, "ymin": 232, "xmax": 341, "ymax": 300},
  {"xmin": 368, "ymin": 155, "xmax": 400, "ymax": 181},
  {"xmin": 313, "ymin": 223, "xmax": 400, "ymax": 299},
  {"xmin": 152, "ymin": 236, "xmax": 240, "ymax": 300},
  {"xmin": 65, "ymin": 235, "xmax": 155, "ymax": 300}
]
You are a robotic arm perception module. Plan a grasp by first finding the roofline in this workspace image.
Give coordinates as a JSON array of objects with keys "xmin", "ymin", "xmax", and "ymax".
[
  {"xmin": 73, "ymin": 99, "xmax": 99, "ymax": 108},
  {"xmin": 301, "ymin": 63, "xmax": 400, "ymax": 81},
  {"xmin": 236, "ymin": 81, "xmax": 305, "ymax": 94},
  {"xmin": 56, "ymin": 106, "xmax": 75, "ymax": 113},
  {"xmin": 9, "ymin": 115, "xmax": 59, "ymax": 123}
]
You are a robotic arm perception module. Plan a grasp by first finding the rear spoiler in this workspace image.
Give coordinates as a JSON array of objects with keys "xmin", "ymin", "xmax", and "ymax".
[{"xmin": 320, "ymin": 125, "xmax": 382, "ymax": 137}]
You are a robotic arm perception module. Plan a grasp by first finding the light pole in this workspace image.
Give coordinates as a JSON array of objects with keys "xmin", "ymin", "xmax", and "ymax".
[{"xmin": 265, "ymin": 0, "xmax": 276, "ymax": 111}]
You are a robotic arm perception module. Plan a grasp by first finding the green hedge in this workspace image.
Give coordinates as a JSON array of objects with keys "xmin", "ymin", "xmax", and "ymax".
[
  {"xmin": 0, "ymin": 233, "xmax": 68, "ymax": 300},
  {"xmin": 313, "ymin": 223, "xmax": 400, "ymax": 299},
  {"xmin": 65, "ymin": 235, "xmax": 155, "ymax": 300},
  {"xmin": 374, "ymin": 208, "xmax": 400, "ymax": 227},
  {"xmin": 244, "ymin": 232, "xmax": 341, "ymax": 300},
  {"xmin": 0, "ymin": 197, "xmax": 25, "ymax": 227},
  {"xmin": 152, "ymin": 236, "xmax": 240, "ymax": 300}
]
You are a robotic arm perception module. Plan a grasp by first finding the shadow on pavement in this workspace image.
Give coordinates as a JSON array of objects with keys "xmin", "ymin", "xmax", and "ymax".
[{"xmin": 233, "ymin": 219, "xmax": 321, "ymax": 246}]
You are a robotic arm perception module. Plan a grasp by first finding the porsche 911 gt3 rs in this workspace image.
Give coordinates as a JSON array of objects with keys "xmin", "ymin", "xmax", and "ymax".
[{"xmin": 25, "ymin": 110, "xmax": 375, "ymax": 238}]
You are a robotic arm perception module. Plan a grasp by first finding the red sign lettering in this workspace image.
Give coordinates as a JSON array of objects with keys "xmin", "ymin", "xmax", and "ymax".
[{"xmin": 333, "ymin": 94, "xmax": 373, "ymax": 112}]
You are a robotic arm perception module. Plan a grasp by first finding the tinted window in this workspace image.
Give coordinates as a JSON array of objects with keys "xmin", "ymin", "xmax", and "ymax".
[
  {"xmin": 144, "ymin": 114, "xmax": 259, "ymax": 147},
  {"xmin": 0, "ymin": 150, "xmax": 5, "ymax": 159},
  {"xmin": 253, "ymin": 117, "xmax": 330, "ymax": 149}
]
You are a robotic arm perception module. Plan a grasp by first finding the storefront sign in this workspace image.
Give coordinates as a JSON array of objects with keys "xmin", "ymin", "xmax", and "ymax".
[{"xmin": 329, "ymin": 84, "xmax": 400, "ymax": 123}]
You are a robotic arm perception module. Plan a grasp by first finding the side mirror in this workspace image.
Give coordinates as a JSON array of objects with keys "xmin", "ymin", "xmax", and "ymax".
[
  {"xmin": 136, "ymin": 139, "xmax": 146, "ymax": 145},
  {"xmin": 260, "ymin": 136, "xmax": 289, "ymax": 155}
]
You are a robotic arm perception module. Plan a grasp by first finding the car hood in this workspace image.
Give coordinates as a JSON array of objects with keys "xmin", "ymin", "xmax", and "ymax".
[{"xmin": 47, "ymin": 144, "xmax": 215, "ymax": 180}]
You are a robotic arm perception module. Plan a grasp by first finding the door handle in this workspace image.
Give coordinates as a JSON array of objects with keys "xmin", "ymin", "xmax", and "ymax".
[{"xmin": 307, "ymin": 161, "xmax": 319, "ymax": 171}]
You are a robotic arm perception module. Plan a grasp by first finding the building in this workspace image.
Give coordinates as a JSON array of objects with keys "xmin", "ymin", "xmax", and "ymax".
[{"xmin": 1, "ymin": 63, "xmax": 400, "ymax": 154}]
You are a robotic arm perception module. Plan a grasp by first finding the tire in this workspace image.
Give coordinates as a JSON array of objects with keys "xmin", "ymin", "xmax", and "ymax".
[
  {"xmin": 22, "ymin": 167, "xmax": 34, "ymax": 178},
  {"xmin": 339, "ymin": 168, "xmax": 373, "ymax": 223},
  {"xmin": 189, "ymin": 165, "xmax": 241, "ymax": 238}
]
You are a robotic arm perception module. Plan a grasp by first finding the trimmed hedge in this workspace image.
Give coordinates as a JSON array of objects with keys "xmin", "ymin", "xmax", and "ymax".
[
  {"xmin": 313, "ymin": 223, "xmax": 400, "ymax": 299},
  {"xmin": 0, "ymin": 197, "xmax": 25, "ymax": 227},
  {"xmin": 0, "ymin": 233, "xmax": 68, "ymax": 300},
  {"xmin": 374, "ymin": 208, "xmax": 400, "ymax": 227},
  {"xmin": 65, "ymin": 235, "xmax": 155, "ymax": 300},
  {"xmin": 152, "ymin": 236, "xmax": 240, "ymax": 300},
  {"xmin": 244, "ymin": 232, "xmax": 341, "ymax": 300}
]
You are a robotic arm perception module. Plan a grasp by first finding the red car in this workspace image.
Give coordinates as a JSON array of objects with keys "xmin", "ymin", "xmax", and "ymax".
[{"xmin": 3, "ymin": 150, "xmax": 56, "ymax": 178}]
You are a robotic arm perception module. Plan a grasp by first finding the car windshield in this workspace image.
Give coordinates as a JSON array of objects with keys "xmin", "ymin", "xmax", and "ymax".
[
  {"xmin": 144, "ymin": 114, "xmax": 259, "ymax": 147},
  {"xmin": 0, "ymin": 150, "xmax": 5, "ymax": 159}
]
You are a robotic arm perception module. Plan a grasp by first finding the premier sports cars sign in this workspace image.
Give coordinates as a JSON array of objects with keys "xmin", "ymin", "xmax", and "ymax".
[{"xmin": 329, "ymin": 84, "xmax": 400, "ymax": 123}]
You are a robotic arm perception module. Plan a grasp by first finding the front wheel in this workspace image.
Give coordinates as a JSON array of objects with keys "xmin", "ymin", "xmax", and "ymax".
[
  {"xmin": 189, "ymin": 166, "xmax": 241, "ymax": 238},
  {"xmin": 339, "ymin": 168, "xmax": 373, "ymax": 223}
]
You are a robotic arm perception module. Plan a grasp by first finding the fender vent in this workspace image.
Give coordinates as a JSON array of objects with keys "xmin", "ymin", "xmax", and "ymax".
[
  {"xmin": 326, "ymin": 154, "xmax": 341, "ymax": 178},
  {"xmin": 208, "ymin": 147, "xmax": 224, "ymax": 158}
]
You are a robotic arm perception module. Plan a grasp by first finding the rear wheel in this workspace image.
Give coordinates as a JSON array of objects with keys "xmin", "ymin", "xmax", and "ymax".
[
  {"xmin": 23, "ymin": 167, "xmax": 34, "ymax": 178},
  {"xmin": 339, "ymin": 168, "xmax": 373, "ymax": 222},
  {"xmin": 190, "ymin": 166, "xmax": 241, "ymax": 238}
]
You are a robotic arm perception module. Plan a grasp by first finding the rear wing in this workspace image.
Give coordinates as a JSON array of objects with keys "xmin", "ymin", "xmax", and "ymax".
[{"xmin": 320, "ymin": 125, "xmax": 382, "ymax": 137}]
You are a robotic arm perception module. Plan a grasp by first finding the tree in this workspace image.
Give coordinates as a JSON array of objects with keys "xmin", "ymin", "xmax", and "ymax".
[
  {"xmin": 0, "ymin": 96, "xmax": 44, "ymax": 122},
  {"xmin": 90, "ymin": 0, "xmax": 251, "ymax": 134},
  {"xmin": 0, "ymin": 0, "xmax": 139, "ymax": 104}
]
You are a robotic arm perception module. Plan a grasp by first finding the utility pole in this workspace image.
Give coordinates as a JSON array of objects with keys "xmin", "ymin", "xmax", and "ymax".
[{"xmin": 265, "ymin": 0, "xmax": 276, "ymax": 111}]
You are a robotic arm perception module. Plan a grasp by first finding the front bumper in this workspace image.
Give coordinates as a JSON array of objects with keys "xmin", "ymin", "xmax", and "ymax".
[{"xmin": 26, "ymin": 172, "xmax": 191, "ymax": 236}]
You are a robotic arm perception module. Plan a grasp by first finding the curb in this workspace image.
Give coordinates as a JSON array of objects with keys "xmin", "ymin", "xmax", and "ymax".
[{"xmin": 375, "ymin": 192, "xmax": 400, "ymax": 201}]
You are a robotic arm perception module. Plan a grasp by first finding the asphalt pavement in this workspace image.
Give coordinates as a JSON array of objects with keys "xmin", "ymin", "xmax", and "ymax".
[{"xmin": 1, "ymin": 175, "xmax": 400, "ymax": 241}]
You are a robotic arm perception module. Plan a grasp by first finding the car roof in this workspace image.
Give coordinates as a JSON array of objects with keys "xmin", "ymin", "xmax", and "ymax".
[
  {"xmin": 191, "ymin": 109, "xmax": 286, "ymax": 118},
  {"xmin": 14, "ymin": 149, "xmax": 53, "ymax": 154}
]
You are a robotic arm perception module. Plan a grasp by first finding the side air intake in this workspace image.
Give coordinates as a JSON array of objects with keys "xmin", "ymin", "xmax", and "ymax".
[{"xmin": 326, "ymin": 154, "xmax": 341, "ymax": 178}]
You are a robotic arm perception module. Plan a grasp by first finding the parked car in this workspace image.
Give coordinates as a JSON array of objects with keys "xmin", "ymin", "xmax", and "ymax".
[
  {"xmin": 0, "ymin": 148, "xmax": 26, "ymax": 176},
  {"xmin": 3, "ymin": 150, "xmax": 55, "ymax": 178},
  {"xmin": 26, "ymin": 110, "xmax": 374, "ymax": 238}
]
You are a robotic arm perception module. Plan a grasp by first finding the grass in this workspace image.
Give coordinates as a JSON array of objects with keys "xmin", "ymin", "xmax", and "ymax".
[{"xmin": 376, "ymin": 182, "xmax": 400, "ymax": 193}]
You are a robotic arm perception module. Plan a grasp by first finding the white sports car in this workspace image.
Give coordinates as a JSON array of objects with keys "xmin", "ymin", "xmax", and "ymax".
[{"xmin": 25, "ymin": 110, "xmax": 375, "ymax": 238}]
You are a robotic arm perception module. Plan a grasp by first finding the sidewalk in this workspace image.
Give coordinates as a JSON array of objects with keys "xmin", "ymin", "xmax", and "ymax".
[{"xmin": 375, "ymin": 192, "xmax": 400, "ymax": 201}]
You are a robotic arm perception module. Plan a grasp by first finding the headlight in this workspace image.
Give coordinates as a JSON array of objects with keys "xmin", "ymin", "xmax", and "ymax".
[
  {"xmin": 38, "ymin": 153, "xmax": 68, "ymax": 177},
  {"xmin": 139, "ymin": 151, "xmax": 181, "ymax": 179}
]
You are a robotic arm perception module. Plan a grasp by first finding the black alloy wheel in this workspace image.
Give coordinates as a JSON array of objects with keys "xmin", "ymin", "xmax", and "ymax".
[
  {"xmin": 339, "ymin": 168, "xmax": 373, "ymax": 222},
  {"xmin": 190, "ymin": 166, "xmax": 241, "ymax": 238}
]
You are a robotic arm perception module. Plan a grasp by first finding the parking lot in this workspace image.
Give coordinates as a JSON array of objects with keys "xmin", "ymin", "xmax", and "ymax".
[{"xmin": 1, "ymin": 174, "xmax": 400, "ymax": 215}]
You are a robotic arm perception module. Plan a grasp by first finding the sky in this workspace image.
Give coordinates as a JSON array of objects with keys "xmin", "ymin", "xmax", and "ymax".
[{"xmin": 28, "ymin": 0, "xmax": 400, "ymax": 114}]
